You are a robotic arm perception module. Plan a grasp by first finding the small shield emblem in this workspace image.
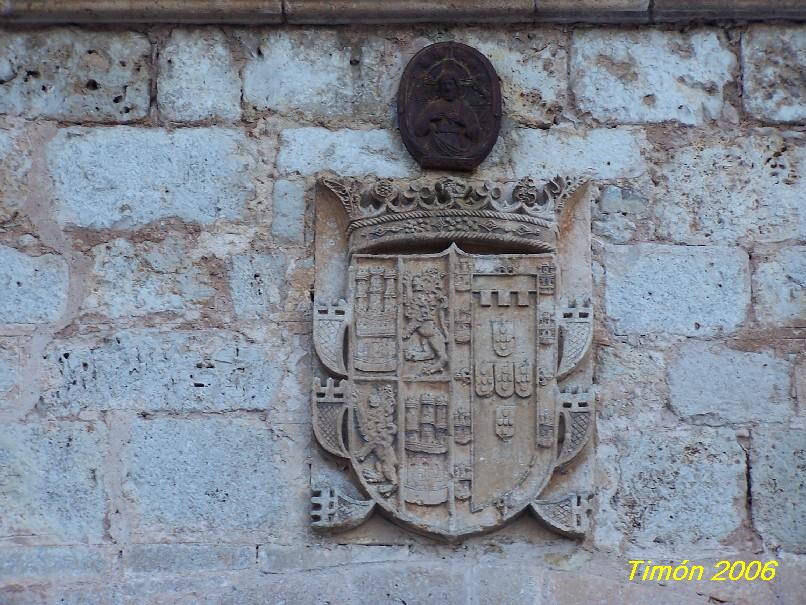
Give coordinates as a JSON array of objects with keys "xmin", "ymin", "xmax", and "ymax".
[
  {"xmin": 495, "ymin": 406, "xmax": 516, "ymax": 440},
  {"xmin": 515, "ymin": 360, "xmax": 533, "ymax": 398},
  {"xmin": 475, "ymin": 362, "xmax": 494, "ymax": 397},
  {"xmin": 491, "ymin": 319, "xmax": 514, "ymax": 357},
  {"xmin": 494, "ymin": 362, "xmax": 515, "ymax": 398}
]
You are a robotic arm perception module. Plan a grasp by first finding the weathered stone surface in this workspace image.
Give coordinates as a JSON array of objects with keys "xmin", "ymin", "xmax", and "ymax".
[
  {"xmin": 742, "ymin": 25, "xmax": 806, "ymax": 123},
  {"xmin": 352, "ymin": 562, "xmax": 470, "ymax": 604},
  {"xmin": 511, "ymin": 127, "xmax": 647, "ymax": 180},
  {"xmin": 753, "ymin": 246, "xmax": 806, "ymax": 328},
  {"xmin": 258, "ymin": 544, "xmax": 409, "ymax": 573},
  {"xmin": 596, "ymin": 340, "xmax": 668, "ymax": 421},
  {"xmin": 81, "ymin": 236, "xmax": 216, "ymax": 321},
  {"xmin": 669, "ymin": 341, "xmax": 792, "ymax": 425},
  {"xmin": 655, "ymin": 132, "xmax": 805, "ymax": 245},
  {"xmin": 0, "ymin": 30, "xmax": 150, "ymax": 121},
  {"xmin": 123, "ymin": 543, "xmax": 254, "ymax": 573},
  {"xmin": 229, "ymin": 251, "xmax": 313, "ymax": 321},
  {"xmin": 0, "ymin": 337, "xmax": 23, "ymax": 406},
  {"xmin": 271, "ymin": 180, "xmax": 307, "ymax": 244},
  {"xmin": 0, "ymin": 119, "xmax": 31, "ymax": 222},
  {"xmin": 157, "ymin": 28, "xmax": 242, "ymax": 122},
  {"xmin": 475, "ymin": 563, "xmax": 544, "ymax": 605},
  {"xmin": 604, "ymin": 243, "xmax": 750, "ymax": 336},
  {"xmin": 47, "ymin": 127, "xmax": 256, "ymax": 229},
  {"xmin": 0, "ymin": 245, "xmax": 68, "ymax": 325},
  {"xmin": 0, "ymin": 583, "xmax": 117, "ymax": 605},
  {"xmin": 123, "ymin": 418, "xmax": 309, "ymax": 542},
  {"xmin": 751, "ymin": 427, "xmax": 806, "ymax": 553},
  {"xmin": 40, "ymin": 328, "xmax": 310, "ymax": 420},
  {"xmin": 600, "ymin": 425, "xmax": 746, "ymax": 550},
  {"xmin": 543, "ymin": 568, "xmax": 705, "ymax": 605},
  {"xmin": 0, "ymin": 421, "xmax": 107, "ymax": 543},
  {"xmin": 572, "ymin": 29, "xmax": 735, "ymax": 125},
  {"xmin": 277, "ymin": 127, "xmax": 416, "ymax": 177},
  {"xmin": 593, "ymin": 185, "xmax": 653, "ymax": 243},
  {"xmin": 0, "ymin": 546, "xmax": 108, "ymax": 580},
  {"xmin": 242, "ymin": 30, "xmax": 389, "ymax": 122}
]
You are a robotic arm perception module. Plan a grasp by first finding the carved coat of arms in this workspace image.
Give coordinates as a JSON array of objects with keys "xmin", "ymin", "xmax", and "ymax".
[{"xmin": 310, "ymin": 174, "xmax": 594, "ymax": 541}]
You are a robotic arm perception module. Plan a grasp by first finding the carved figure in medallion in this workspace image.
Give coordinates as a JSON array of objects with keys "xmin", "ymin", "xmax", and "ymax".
[
  {"xmin": 398, "ymin": 42, "xmax": 502, "ymax": 171},
  {"xmin": 415, "ymin": 73, "xmax": 481, "ymax": 157}
]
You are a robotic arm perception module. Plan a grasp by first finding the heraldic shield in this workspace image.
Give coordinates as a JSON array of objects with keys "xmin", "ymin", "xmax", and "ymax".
[{"xmin": 311, "ymin": 175, "xmax": 595, "ymax": 541}]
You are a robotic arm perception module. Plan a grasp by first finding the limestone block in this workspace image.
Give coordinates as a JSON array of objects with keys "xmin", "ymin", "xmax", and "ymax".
[
  {"xmin": 0, "ymin": 118, "xmax": 32, "ymax": 223},
  {"xmin": 0, "ymin": 337, "xmax": 24, "ymax": 407},
  {"xmin": 596, "ymin": 340, "xmax": 668, "ymax": 420},
  {"xmin": 474, "ymin": 563, "xmax": 545, "ymax": 605},
  {"xmin": 123, "ymin": 418, "xmax": 310, "ymax": 542},
  {"xmin": 753, "ymin": 246, "xmax": 806, "ymax": 328},
  {"xmin": 602, "ymin": 425, "xmax": 746, "ymax": 549},
  {"xmin": 271, "ymin": 179, "xmax": 307, "ymax": 244},
  {"xmin": 655, "ymin": 133, "xmax": 804, "ymax": 245},
  {"xmin": 0, "ymin": 421, "xmax": 107, "ymax": 543},
  {"xmin": 81, "ymin": 237, "xmax": 216, "ymax": 321},
  {"xmin": 511, "ymin": 127, "xmax": 647, "ymax": 180},
  {"xmin": 229, "ymin": 251, "xmax": 314, "ymax": 321},
  {"xmin": 123, "ymin": 544, "xmax": 254, "ymax": 573},
  {"xmin": 604, "ymin": 243, "xmax": 749, "ymax": 336},
  {"xmin": 47, "ymin": 127, "xmax": 256, "ymax": 229},
  {"xmin": 242, "ymin": 30, "xmax": 389, "ymax": 122},
  {"xmin": 669, "ymin": 341, "xmax": 793, "ymax": 425},
  {"xmin": 543, "ymin": 568, "xmax": 706, "ymax": 605},
  {"xmin": 285, "ymin": 0, "xmax": 535, "ymax": 23},
  {"xmin": 742, "ymin": 25, "xmax": 806, "ymax": 123},
  {"xmin": 258, "ymin": 544, "xmax": 410, "ymax": 573},
  {"xmin": 0, "ymin": 245, "xmax": 68, "ymax": 325},
  {"xmin": 277, "ymin": 127, "xmax": 416, "ymax": 178},
  {"xmin": 40, "ymin": 328, "xmax": 310, "ymax": 421},
  {"xmin": 751, "ymin": 427, "xmax": 806, "ymax": 553},
  {"xmin": 350, "ymin": 562, "xmax": 470, "ymax": 604},
  {"xmin": 571, "ymin": 29, "xmax": 736, "ymax": 125},
  {"xmin": 593, "ymin": 184, "xmax": 653, "ymax": 242},
  {"xmin": 0, "ymin": 30, "xmax": 150, "ymax": 122},
  {"xmin": 157, "ymin": 28, "xmax": 241, "ymax": 122},
  {"xmin": 0, "ymin": 546, "xmax": 108, "ymax": 582},
  {"xmin": 0, "ymin": 583, "xmax": 117, "ymax": 605}
]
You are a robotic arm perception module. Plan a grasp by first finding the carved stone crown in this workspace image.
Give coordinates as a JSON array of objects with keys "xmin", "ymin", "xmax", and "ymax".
[{"xmin": 319, "ymin": 174, "xmax": 589, "ymax": 254}]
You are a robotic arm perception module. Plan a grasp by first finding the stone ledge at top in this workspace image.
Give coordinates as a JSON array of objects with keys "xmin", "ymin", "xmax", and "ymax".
[
  {"xmin": 653, "ymin": 1, "xmax": 806, "ymax": 21},
  {"xmin": 0, "ymin": 1, "xmax": 284, "ymax": 23},
  {"xmin": 284, "ymin": 0, "xmax": 536, "ymax": 23},
  {"xmin": 1, "ymin": 0, "xmax": 804, "ymax": 23}
]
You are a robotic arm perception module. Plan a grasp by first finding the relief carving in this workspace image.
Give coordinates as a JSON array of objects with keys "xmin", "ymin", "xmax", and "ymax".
[
  {"xmin": 312, "ymin": 173, "xmax": 595, "ymax": 541},
  {"xmin": 397, "ymin": 42, "xmax": 502, "ymax": 171}
]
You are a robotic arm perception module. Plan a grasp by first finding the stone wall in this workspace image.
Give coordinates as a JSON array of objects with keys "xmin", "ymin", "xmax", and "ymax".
[{"xmin": 0, "ymin": 20, "xmax": 804, "ymax": 605}]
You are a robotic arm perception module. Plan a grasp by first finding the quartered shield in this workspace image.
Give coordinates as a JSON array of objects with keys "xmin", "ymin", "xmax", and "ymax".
[{"xmin": 311, "ymin": 175, "xmax": 595, "ymax": 541}]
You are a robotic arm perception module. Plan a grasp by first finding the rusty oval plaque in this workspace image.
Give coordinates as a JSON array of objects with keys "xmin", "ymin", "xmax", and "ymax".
[{"xmin": 397, "ymin": 42, "xmax": 502, "ymax": 171}]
